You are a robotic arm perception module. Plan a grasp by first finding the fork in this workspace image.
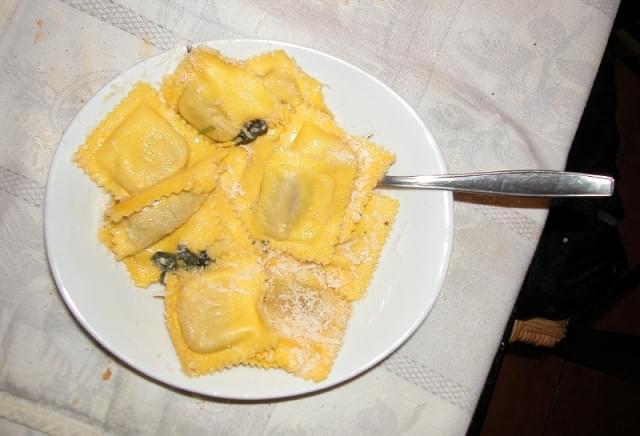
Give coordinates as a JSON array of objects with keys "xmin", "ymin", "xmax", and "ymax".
[{"xmin": 379, "ymin": 170, "xmax": 614, "ymax": 197}]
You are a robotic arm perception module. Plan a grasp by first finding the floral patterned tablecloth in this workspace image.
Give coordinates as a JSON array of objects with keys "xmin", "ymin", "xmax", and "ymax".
[{"xmin": 0, "ymin": 0, "xmax": 618, "ymax": 434}]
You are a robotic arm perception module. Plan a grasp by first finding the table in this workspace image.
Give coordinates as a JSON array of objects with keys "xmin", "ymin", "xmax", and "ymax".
[{"xmin": 0, "ymin": 0, "xmax": 618, "ymax": 434}]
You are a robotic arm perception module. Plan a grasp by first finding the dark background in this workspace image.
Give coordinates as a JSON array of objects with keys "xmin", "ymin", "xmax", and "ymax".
[{"xmin": 474, "ymin": 1, "xmax": 640, "ymax": 435}]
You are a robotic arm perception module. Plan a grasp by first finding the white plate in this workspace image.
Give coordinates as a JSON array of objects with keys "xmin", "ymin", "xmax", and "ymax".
[{"xmin": 45, "ymin": 40, "xmax": 453, "ymax": 400}]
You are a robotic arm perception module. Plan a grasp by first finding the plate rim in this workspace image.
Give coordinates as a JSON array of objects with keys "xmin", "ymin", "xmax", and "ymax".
[{"xmin": 44, "ymin": 38, "xmax": 453, "ymax": 400}]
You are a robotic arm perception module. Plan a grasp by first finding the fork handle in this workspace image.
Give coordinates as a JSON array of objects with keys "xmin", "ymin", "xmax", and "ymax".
[{"xmin": 380, "ymin": 170, "xmax": 614, "ymax": 197}]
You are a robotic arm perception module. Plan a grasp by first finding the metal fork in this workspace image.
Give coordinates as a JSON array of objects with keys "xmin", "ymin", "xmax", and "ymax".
[{"xmin": 379, "ymin": 170, "xmax": 614, "ymax": 197}]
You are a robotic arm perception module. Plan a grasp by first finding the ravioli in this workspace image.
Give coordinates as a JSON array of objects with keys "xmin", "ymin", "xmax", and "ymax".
[
  {"xmin": 163, "ymin": 189, "xmax": 276, "ymax": 376},
  {"xmin": 237, "ymin": 107, "xmax": 359, "ymax": 264},
  {"xmin": 162, "ymin": 47, "xmax": 285, "ymax": 143},
  {"xmin": 252, "ymin": 148, "xmax": 355, "ymax": 262},
  {"xmin": 123, "ymin": 188, "xmax": 251, "ymax": 288},
  {"xmin": 245, "ymin": 50, "xmax": 328, "ymax": 112},
  {"xmin": 251, "ymin": 279, "xmax": 351, "ymax": 381},
  {"xmin": 105, "ymin": 150, "xmax": 226, "ymax": 223},
  {"xmin": 247, "ymin": 194, "xmax": 397, "ymax": 379},
  {"xmin": 77, "ymin": 48, "xmax": 401, "ymax": 383},
  {"xmin": 75, "ymin": 82, "xmax": 217, "ymax": 200},
  {"xmin": 99, "ymin": 148, "xmax": 228, "ymax": 264},
  {"xmin": 165, "ymin": 254, "xmax": 276, "ymax": 376},
  {"xmin": 106, "ymin": 192, "xmax": 207, "ymax": 260},
  {"xmin": 338, "ymin": 136, "xmax": 395, "ymax": 242},
  {"xmin": 328, "ymin": 193, "xmax": 399, "ymax": 300},
  {"xmin": 260, "ymin": 194, "xmax": 398, "ymax": 300}
]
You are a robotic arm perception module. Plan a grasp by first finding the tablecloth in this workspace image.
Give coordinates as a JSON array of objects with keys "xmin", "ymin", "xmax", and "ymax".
[{"xmin": 0, "ymin": 0, "xmax": 618, "ymax": 434}]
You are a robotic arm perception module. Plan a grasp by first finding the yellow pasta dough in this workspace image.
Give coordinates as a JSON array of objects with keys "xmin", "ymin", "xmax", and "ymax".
[
  {"xmin": 75, "ymin": 82, "xmax": 218, "ymax": 200},
  {"xmin": 105, "ymin": 150, "xmax": 226, "ymax": 223},
  {"xmin": 245, "ymin": 50, "xmax": 328, "ymax": 112},
  {"xmin": 162, "ymin": 47, "xmax": 286, "ymax": 143},
  {"xmin": 252, "ymin": 148, "xmax": 355, "ymax": 260},
  {"xmin": 123, "ymin": 188, "xmax": 252, "ymax": 288},
  {"xmin": 165, "ymin": 254, "xmax": 276, "ymax": 376},
  {"xmin": 251, "ymin": 278, "xmax": 351, "ymax": 381},
  {"xmin": 161, "ymin": 188, "xmax": 276, "ymax": 376},
  {"xmin": 260, "ymin": 193, "xmax": 398, "ymax": 301},
  {"xmin": 247, "ymin": 194, "xmax": 397, "ymax": 379},
  {"xmin": 77, "ymin": 48, "xmax": 401, "ymax": 383},
  {"xmin": 106, "ymin": 192, "xmax": 207, "ymax": 260},
  {"xmin": 235, "ymin": 107, "xmax": 360, "ymax": 264},
  {"xmin": 338, "ymin": 136, "xmax": 396, "ymax": 243},
  {"xmin": 255, "ymin": 194, "xmax": 398, "ymax": 301},
  {"xmin": 328, "ymin": 193, "xmax": 399, "ymax": 300}
]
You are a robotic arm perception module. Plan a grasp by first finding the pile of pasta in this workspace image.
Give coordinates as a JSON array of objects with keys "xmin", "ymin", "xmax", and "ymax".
[{"xmin": 75, "ymin": 47, "xmax": 398, "ymax": 381}]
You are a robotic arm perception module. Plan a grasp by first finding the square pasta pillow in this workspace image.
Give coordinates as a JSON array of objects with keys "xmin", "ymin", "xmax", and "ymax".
[
  {"xmin": 163, "ymin": 191, "xmax": 277, "ymax": 376},
  {"xmin": 162, "ymin": 47, "xmax": 329, "ymax": 145},
  {"xmin": 227, "ymin": 105, "xmax": 394, "ymax": 264},
  {"xmin": 165, "ymin": 255, "xmax": 276, "ymax": 376},
  {"xmin": 162, "ymin": 47, "xmax": 285, "ymax": 144},
  {"xmin": 249, "ymin": 278, "xmax": 351, "ymax": 381},
  {"xmin": 99, "ymin": 151, "xmax": 227, "ymax": 261},
  {"xmin": 75, "ymin": 82, "xmax": 219, "ymax": 200}
]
